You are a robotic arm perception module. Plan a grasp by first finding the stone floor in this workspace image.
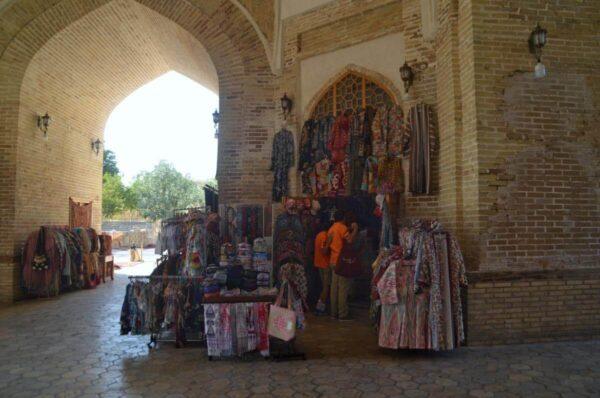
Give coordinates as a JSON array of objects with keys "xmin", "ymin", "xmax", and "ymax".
[{"xmin": 0, "ymin": 276, "xmax": 599, "ymax": 398}]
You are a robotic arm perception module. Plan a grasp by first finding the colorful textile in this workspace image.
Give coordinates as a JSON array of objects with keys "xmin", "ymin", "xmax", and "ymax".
[
  {"xmin": 377, "ymin": 157, "xmax": 404, "ymax": 194},
  {"xmin": 236, "ymin": 205, "xmax": 264, "ymax": 244},
  {"xmin": 327, "ymin": 113, "xmax": 350, "ymax": 164},
  {"xmin": 387, "ymin": 105, "xmax": 408, "ymax": 158},
  {"xmin": 299, "ymin": 119, "xmax": 317, "ymax": 169},
  {"xmin": 69, "ymin": 198, "xmax": 92, "ymax": 228},
  {"xmin": 270, "ymin": 128, "xmax": 295, "ymax": 201},
  {"xmin": 407, "ymin": 103, "xmax": 436, "ymax": 195},
  {"xmin": 315, "ymin": 115, "xmax": 335, "ymax": 162},
  {"xmin": 377, "ymin": 264, "xmax": 398, "ymax": 305},
  {"xmin": 371, "ymin": 106, "xmax": 387, "ymax": 158},
  {"xmin": 300, "ymin": 109, "xmax": 375, "ymax": 197},
  {"xmin": 329, "ymin": 160, "xmax": 348, "ymax": 197},
  {"xmin": 361, "ymin": 156, "xmax": 379, "ymax": 193},
  {"xmin": 301, "ymin": 165, "xmax": 315, "ymax": 195},
  {"xmin": 279, "ymin": 263, "xmax": 308, "ymax": 328},
  {"xmin": 371, "ymin": 105, "xmax": 407, "ymax": 158},
  {"xmin": 314, "ymin": 158, "xmax": 331, "ymax": 196},
  {"xmin": 204, "ymin": 302, "xmax": 270, "ymax": 357},
  {"xmin": 373, "ymin": 220, "xmax": 467, "ymax": 351}
]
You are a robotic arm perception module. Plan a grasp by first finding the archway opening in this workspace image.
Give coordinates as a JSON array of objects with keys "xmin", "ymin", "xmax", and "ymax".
[
  {"xmin": 102, "ymin": 70, "xmax": 218, "ymax": 275},
  {"xmin": 105, "ymin": 71, "xmax": 218, "ymax": 186}
]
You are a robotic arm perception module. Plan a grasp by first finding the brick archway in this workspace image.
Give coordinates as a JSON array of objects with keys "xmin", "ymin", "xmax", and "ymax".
[{"xmin": 0, "ymin": 0, "xmax": 275, "ymax": 303}]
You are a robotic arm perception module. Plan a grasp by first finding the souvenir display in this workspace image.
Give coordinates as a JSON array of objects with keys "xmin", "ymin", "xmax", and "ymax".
[
  {"xmin": 371, "ymin": 219, "xmax": 467, "ymax": 351},
  {"xmin": 298, "ymin": 104, "xmax": 412, "ymax": 197},
  {"xmin": 21, "ymin": 226, "xmax": 103, "ymax": 297}
]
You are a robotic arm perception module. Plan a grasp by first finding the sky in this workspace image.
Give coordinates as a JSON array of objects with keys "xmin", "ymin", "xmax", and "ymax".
[{"xmin": 104, "ymin": 71, "xmax": 219, "ymax": 185}]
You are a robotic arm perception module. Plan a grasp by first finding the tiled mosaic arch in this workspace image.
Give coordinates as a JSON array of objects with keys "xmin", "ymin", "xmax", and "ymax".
[{"xmin": 307, "ymin": 66, "xmax": 401, "ymax": 119}]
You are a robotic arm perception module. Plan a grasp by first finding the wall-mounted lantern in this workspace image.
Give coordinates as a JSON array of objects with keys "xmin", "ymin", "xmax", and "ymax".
[
  {"xmin": 399, "ymin": 62, "xmax": 414, "ymax": 94},
  {"xmin": 37, "ymin": 112, "xmax": 51, "ymax": 137},
  {"xmin": 280, "ymin": 93, "xmax": 293, "ymax": 119},
  {"xmin": 212, "ymin": 109, "xmax": 220, "ymax": 138},
  {"xmin": 529, "ymin": 23, "xmax": 548, "ymax": 78},
  {"xmin": 91, "ymin": 138, "xmax": 102, "ymax": 155}
]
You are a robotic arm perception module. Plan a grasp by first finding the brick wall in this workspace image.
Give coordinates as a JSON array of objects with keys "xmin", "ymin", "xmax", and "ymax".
[
  {"xmin": 467, "ymin": 270, "xmax": 600, "ymax": 345},
  {"xmin": 465, "ymin": 0, "xmax": 600, "ymax": 344},
  {"xmin": 470, "ymin": 0, "xmax": 600, "ymax": 272}
]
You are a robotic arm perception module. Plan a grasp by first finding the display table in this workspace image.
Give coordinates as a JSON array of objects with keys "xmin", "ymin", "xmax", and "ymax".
[{"xmin": 203, "ymin": 294, "xmax": 277, "ymax": 304}]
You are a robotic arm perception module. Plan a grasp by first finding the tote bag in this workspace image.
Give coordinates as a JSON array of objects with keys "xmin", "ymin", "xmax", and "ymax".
[
  {"xmin": 268, "ymin": 284, "xmax": 296, "ymax": 341},
  {"xmin": 335, "ymin": 240, "xmax": 364, "ymax": 278}
]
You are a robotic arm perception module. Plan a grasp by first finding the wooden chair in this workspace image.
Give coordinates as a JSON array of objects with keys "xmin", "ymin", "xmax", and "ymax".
[{"xmin": 99, "ymin": 255, "xmax": 114, "ymax": 282}]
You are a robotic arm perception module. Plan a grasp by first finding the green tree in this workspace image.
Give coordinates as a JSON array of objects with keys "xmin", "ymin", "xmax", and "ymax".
[
  {"xmin": 201, "ymin": 178, "xmax": 218, "ymax": 189},
  {"xmin": 102, "ymin": 173, "xmax": 126, "ymax": 218},
  {"xmin": 103, "ymin": 149, "xmax": 120, "ymax": 176},
  {"xmin": 130, "ymin": 161, "xmax": 203, "ymax": 221}
]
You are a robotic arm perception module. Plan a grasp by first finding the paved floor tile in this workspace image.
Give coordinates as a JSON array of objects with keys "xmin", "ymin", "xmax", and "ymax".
[{"xmin": 0, "ymin": 275, "xmax": 599, "ymax": 397}]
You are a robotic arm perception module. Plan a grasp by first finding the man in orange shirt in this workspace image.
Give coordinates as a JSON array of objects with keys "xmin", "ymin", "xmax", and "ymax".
[
  {"xmin": 313, "ymin": 222, "xmax": 331, "ymax": 315},
  {"xmin": 326, "ymin": 210, "xmax": 358, "ymax": 320}
]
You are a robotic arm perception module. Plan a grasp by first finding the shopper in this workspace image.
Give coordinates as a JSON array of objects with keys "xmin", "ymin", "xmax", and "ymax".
[
  {"xmin": 326, "ymin": 210, "xmax": 358, "ymax": 320},
  {"xmin": 313, "ymin": 222, "xmax": 332, "ymax": 315}
]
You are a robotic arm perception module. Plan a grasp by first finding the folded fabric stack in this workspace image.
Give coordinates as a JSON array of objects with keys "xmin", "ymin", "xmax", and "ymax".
[
  {"xmin": 213, "ymin": 269, "xmax": 228, "ymax": 286},
  {"xmin": 238, "ymin": 242, "xmax": 253, "ymax": 268},
  {"xmin": 203, "ymin": 281, "xmax": 220, "ymax": 299},
  {"xmin": 252, "ymin": 237, "xmax": 268, "ymax": 254},
  {"xmin": 226, "ymin": 265, "xmax": 244, "ymax": 290},
  {"xmin": 220, "ymin": 243, "xmax": 235, "ymax": 267},
  {"xmin": 206, "ymin": 265, "xmax": 219, "ymax": 278},
  {"xmin": 200, "ymin": 238, "xmax": 275, "ymax": 298},
  {"xmin": 242, "ymin": 269, "xmax": 258, "ymax": 292},
  {"xmin": 252, "ymin": 238, "xmax": 272, "ymax": 288},
  {"xmin": 256, "ymin": 271, "xmax": 271, "ymax": 288}
]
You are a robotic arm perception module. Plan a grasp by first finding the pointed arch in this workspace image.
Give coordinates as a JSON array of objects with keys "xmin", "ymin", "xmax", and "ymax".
[{"xmin": 305, "ymin": 64, "xmax": 403, "ymax": 117}]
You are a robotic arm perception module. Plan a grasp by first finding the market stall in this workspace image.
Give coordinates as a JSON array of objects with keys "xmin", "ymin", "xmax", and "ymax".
[
  {"xmin": 21, "ymin": 226, "xmax": 110, "ymax": 297},
  {"xmin": 120, "ymin": 207, "xmax": 309, "ymax": 359},
  {"xmin": 265, "ymin": 71, "xmax": 468, "ymax": 352}
]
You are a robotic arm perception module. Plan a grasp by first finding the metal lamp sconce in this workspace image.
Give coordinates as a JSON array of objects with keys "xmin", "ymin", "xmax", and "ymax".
[
  {"xmin": 212, "ymin": 109, "xmax": 220, "ymax": 139},
  {"xmin": 529, "ymin": 23, "xmax": 548, "ymax": 78},
  {"xmin": 91, "ymin": 138, "xmax": 102, "ymax": 156},
  {"xmin": 399, "ymin": 62, "xmax": 414, "ymax": 94},
  {"xmin": 280, "ymin": 93, "xmax": 293, "ymax": 119},
  {"xmin": 37, "ymin": 112, "xmax": 51, "ymax": 137}
]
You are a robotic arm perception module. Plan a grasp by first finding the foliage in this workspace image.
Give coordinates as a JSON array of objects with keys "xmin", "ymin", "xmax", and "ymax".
[
  {"xmin": 201, "ymin": 178, "xmax": 218, "ymax": 189},
  {"xmin": 102, "ymin": 173, "xmax": 126, "ymax": 218},
  {"xmin": 103, "ymin": 150, "xmax": 120, "ymax": 176},
  {"xmin": 130, "ymin": 161, "xmax": 203, "ymax": 221}
]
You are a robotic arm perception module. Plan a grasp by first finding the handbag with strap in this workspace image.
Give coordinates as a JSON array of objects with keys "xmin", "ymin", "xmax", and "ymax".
[
  {"xmin": 335, "ymin": 240, "xmax": 364, "ymax": 278},
  {"xmin": 268, "ymin": 284, "xmax": 296, "ymax": 341}
]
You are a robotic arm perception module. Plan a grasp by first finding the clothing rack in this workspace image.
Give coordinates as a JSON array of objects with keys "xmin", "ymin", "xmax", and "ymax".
[
  {"xmin": 161, "ymin": 207, "xmax": 208, "ymax": 226},
  {"xmin": 125, "ymin": 275, "xmax": 206, "ymax": 349},
  {"xmin": 128, "ymin": 275, "xmax": 205, "ymax": 280}
]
